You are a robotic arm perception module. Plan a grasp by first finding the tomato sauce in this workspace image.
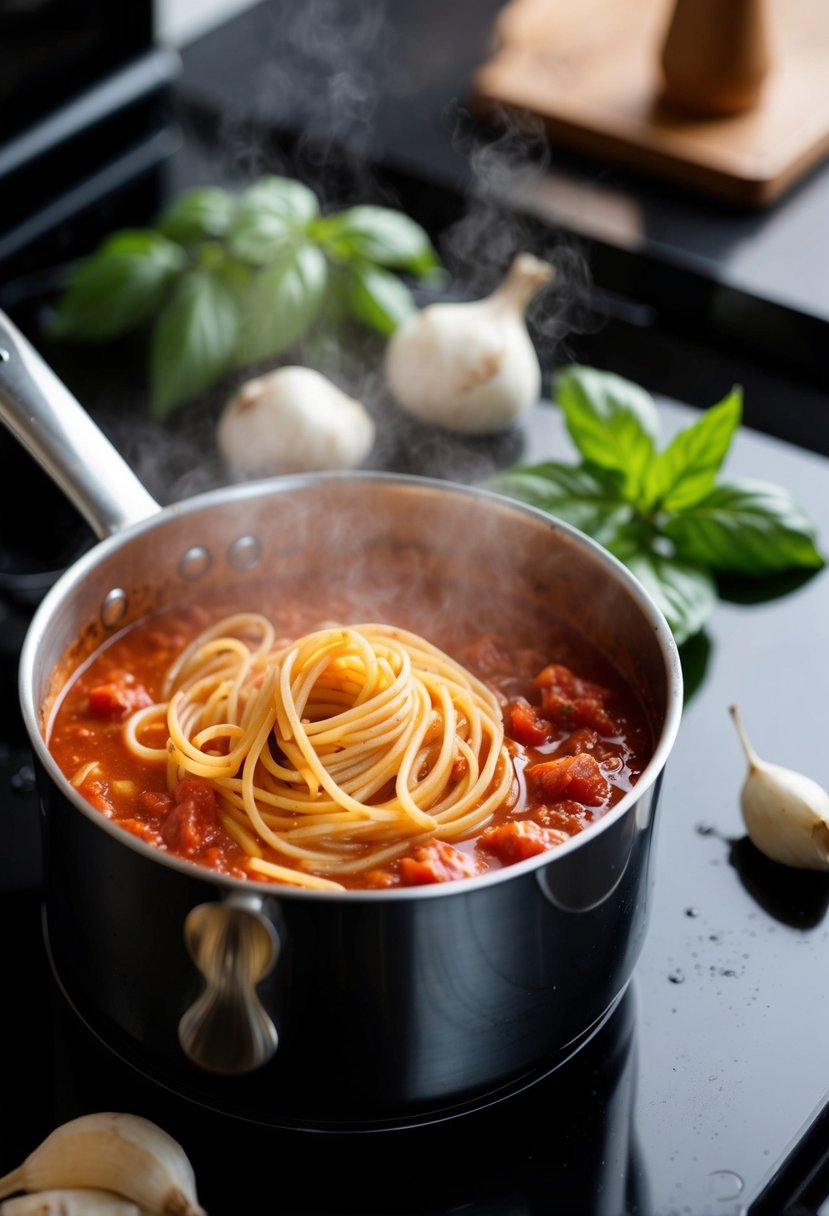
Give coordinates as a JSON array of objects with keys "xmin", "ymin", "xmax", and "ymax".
[{"xmin": 46, "ymin": 587, "xmax": 653, "ymax": 890}]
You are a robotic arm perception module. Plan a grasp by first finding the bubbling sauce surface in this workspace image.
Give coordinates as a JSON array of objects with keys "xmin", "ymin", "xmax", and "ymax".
[{"xmin": 46, "ymin": 574, "xmax": 653, "ymax": 890}]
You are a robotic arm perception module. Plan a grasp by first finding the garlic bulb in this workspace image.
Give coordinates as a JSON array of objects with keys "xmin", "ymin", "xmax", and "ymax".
[
  {"xmin": 385, "ymin": 252, "xmax": 554, "ymax": 435},
  {"xmin": 0, "ymin": 1190, "xmax": 140, "ymax": 1215},
  {"xmin": 0, "ymin": 1112, "xmax": 205, "ymax": 1216},
  {"xmin": 217, "ymin": 366, "xmax": 375, "ymax": 480},
  {"xmin": 730, "ymin": 704, "xmax": 829, "ymax": 870}
]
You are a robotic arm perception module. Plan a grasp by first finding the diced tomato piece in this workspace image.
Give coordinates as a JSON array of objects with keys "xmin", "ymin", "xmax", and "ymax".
[
  {"xmin": 539, "ymin": 692, "xmax": 615, "ymax": 734},
  {"xmin": 526, "ymin": 752, "xmax": 610, "ymax": 807},
  {"xmin": 480, "ymin": 820, "xmax": 569, "ymax": 864},
  {"xmin": 160, "ymin": 780, "xmax": 222, "ymax": 856},
  {"xmin": 399, "ymin": 840, "xmax": 480, "ymax": 886},
  {"xmin": 556, "ymin": 727, "xmax": 600, "ymax": 756},
  {"xmin": 509, "ymin": 698, "xmax": 552, "ymax": 746},
  {"xmin": 533, "ymin": 663, "xmax": 596, "ymax": 698},
  {"xmin": 138, "ymin": 790, "xmax": 174, "ymax": 818},
  {"xmin": 534, "ymin": 800, "xmax": 591, "ymax": 834},
  {"xmin": 88, "ymin": 675, "xmax": 153, "ymax": 721},
  {"xmin": 533, "ymin": 664, "xmax": 616, "ymax": 733},
  {"xmin": 176, "ymin": 779, "xmax": 218, "ymax": 810}
]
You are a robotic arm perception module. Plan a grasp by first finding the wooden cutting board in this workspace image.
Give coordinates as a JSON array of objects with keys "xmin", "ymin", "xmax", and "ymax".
[{"xmin": 470, "ymin": 0, "xmax": 829, "ymax": 207}]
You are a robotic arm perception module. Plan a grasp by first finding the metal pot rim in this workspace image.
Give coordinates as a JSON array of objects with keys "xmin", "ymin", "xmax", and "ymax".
[{"xmin": 19, "ymin": 470, "xmax": 684, "ymax": 902}]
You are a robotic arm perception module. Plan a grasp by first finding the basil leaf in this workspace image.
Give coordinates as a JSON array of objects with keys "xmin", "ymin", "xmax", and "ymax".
[
  {"xmin": 155, "ymin": 187, "xmax": 236, "ymax": 247},
  {"xmin": 489, "ymin": 462, "xmax": 633, "ymax": 544},
  {"xmin": 234, "ymin": 244, "xmax": 328, "ymax": 366},
  {"xmin": 344, "ymin": 262, "xmax": 416, "ymax": 335},
  {"xmin": 242, "ymin": 176, "xmax": 320, "ymax": 224},
  {"xmin": 555, "ymin": 365, "xmax": 660, "ymax": 499},
  {"xmin": 320, "ymin": 205, "xmax": 440, "ymax": 275},
  {"xmin": 228, "ymin": 212, "xmax": 296, "ymax": 266},
  {"xmin": 644, "ymin": 387, "xmax": 742, "ymax": 512},
  {"xmin": 228, "ymin": 176, "xmax": 320, "ymax": 265},
  {"xmin": 663, "ymin": 479, "xmax": 825, "ymax": 575},
  {"xmin": 621, "ymin": 550, "xmax": 717, "ymax": 646},
  {"xmin": 51, "ymin": 231, "xmax": 186, "ymax": 341},
  {"xmin": 150, "ymin": 267, "xmax": 240, "ymax": 416}
]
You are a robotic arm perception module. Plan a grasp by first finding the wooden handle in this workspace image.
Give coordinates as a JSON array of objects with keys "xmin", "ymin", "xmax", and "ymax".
[{"xmin": 659, "ymin": 0, "xmax": 773, "ymax": 116}]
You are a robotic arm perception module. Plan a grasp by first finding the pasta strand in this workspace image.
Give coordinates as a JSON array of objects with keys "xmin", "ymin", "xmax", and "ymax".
[{"xmin": 126, "ymin": 618, "xmax": 512, "ymax": 882}]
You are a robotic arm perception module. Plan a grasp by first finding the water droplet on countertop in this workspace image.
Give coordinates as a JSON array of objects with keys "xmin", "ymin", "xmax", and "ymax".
[
  {"xmin": 708, "ymin": 1169, "xmax": 744, "ymax": 1200},
  {"xmin": 668, "ymin": 969, "xmax": 686, "ymax": 984}
]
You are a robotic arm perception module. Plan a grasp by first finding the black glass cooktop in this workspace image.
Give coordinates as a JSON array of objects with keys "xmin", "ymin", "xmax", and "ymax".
[
  {"xmin": 2, "ymin": 363, "xmax": 829, "ymax": 1214},
  {"xmin": 3, "ymin": 45, "xmax": 829, "ymax": 1216}
]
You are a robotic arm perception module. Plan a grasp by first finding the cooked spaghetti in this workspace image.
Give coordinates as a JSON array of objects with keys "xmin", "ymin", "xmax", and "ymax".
[{"xmin": 122, "ymin": 615, "xmax": 516, "ymax": 890}]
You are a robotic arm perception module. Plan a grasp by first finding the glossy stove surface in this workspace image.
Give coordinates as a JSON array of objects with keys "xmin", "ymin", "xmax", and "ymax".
[
  {"xmin": 3, "ymin": 49, "xmax": 829, "ymax": 1214},
  {"xmin": 3, "ymin": 390, "xmax": 829, "ymax": 1216},
  {"xmin": 1, "ymin": 887, "xmax": 643, "ymax": 1215}
]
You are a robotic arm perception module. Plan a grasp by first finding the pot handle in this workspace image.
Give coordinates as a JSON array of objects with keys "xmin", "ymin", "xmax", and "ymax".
[
  {"xmin": 0, "ymin": 309, "xmax": 160, "ymax": 539},
  {"xmin": 178, "ymin": 893, "xmax": 280, "ymax": 1075}
]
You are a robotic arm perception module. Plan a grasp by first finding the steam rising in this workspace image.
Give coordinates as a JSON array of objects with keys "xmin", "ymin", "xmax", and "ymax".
[
  {"xmin": 126, "ymin": 0, "xmax": 595, "ymax": 503},
  {"xmin": 444, "ymin": 103, "xmax": 595, "ymax": 350},
  {"xmin": 208, "ymin": 0, "xmax": 403, "ymax": 187}
]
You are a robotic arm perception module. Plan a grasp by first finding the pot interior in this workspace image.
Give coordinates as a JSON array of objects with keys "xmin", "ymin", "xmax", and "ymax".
[{"xmin": 24, "ymin": 473, "xmax": 681, "ymax": 868}]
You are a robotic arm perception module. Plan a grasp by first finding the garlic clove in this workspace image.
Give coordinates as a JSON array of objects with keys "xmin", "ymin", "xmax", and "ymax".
[
  {"xmin": 730, "ymin": 704, "xmax": 829, "ymax": 870},
  {"xmin": 217, "ymin": 365, "xmax": 375, "ymax": 480},
  {"xmin": 0, "ymin": 1112, "xmax": 206, "ymax": 1216},
  {"xmin": 385, "ymin": 252, "xmax": 554, "ymax": 435},
  {"xmin": 0, "ymin": 1189, "xmax": 141, "ymax": 1215}
]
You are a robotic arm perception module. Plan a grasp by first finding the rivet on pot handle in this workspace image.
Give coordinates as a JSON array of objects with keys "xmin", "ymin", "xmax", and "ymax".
[{"xmin": 178, "ymin": 893, "xmax": 279, "ymax": 1075}]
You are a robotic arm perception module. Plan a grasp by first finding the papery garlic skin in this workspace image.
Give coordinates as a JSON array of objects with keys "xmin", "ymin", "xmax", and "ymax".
[
  {"xmin": 0, "ymin": 1189, "xmax": 141, "ymax": 1215},
  {"xmin": 217, "ymin": 366, "xmax": 375, "ymax": 480},
  {"xmin": 385, "ymin": 252, "xmax": 554, "ymax": 435},
  {"xmin": 730, "ymin": 704, "xmax": 829, "ymax": 870},
  {"xmin": 0, "ymin": 1112, "xmax": 205, "ymax": 1216}
]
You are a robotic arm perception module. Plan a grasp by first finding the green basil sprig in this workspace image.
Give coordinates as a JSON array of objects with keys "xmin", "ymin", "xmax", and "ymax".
[
  {"xmin": 488, "ymin": 365, "xmax": 825, "ymax": 645},
  {"xmin": 50, "ymin": 177, "xmax": 441, "ymax": 417}
]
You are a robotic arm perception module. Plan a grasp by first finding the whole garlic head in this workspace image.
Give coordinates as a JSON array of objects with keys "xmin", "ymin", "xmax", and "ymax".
[
  {"xmin": 0, "ymin": 1111, "xmax": 204, "ymax": 1215},
  {"xmin": 385, "ymin": 252, "xmax": 554, "ymax": 435},
  {"xmin": 217, "ymin": 366, "xmax": 375, "ymax": 480}
]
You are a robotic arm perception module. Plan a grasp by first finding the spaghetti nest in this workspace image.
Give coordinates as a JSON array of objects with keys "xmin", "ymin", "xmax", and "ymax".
[{"xmin": 125, "ymin": 615, "xmax": 515, "ymax": 890}]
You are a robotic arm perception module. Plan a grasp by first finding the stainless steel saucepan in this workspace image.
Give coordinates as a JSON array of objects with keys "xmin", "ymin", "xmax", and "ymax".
[{"xmin": 0, "ymin": 310, "xmax": 682, "ymax": 1130}]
